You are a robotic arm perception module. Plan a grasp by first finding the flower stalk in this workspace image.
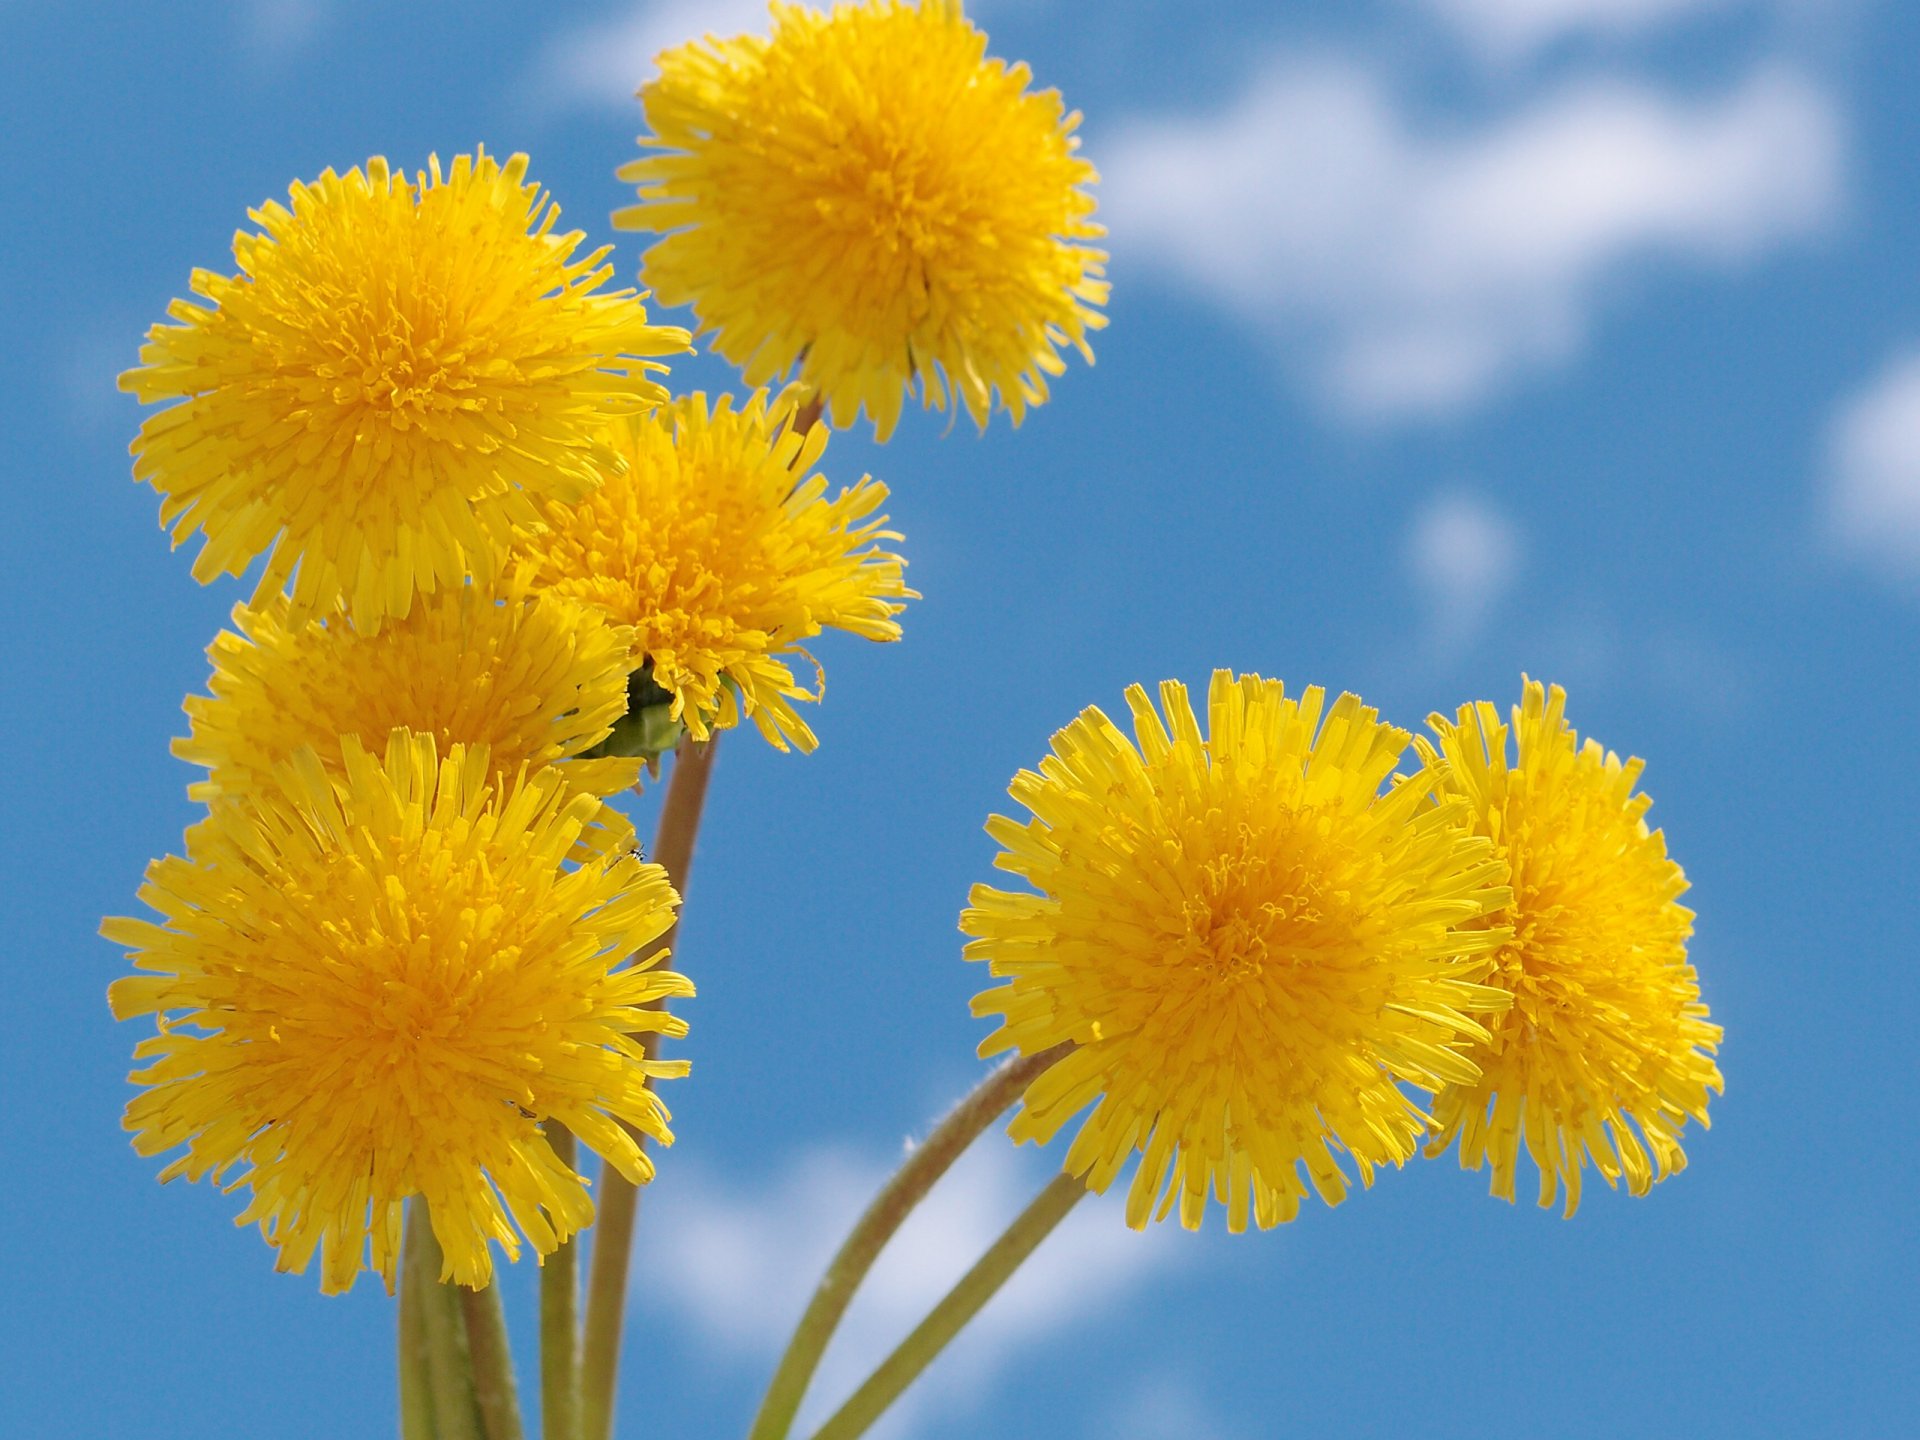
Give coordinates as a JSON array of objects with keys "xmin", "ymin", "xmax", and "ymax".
[
  {"xmin": 407, "ymin": 1202, "xmax": 483, "ymax": 1440},
  {"xmin": 580, "ymin": 734, "xmax": 719, "ymax": 1440},
  {"xmin": 541, "ymin": 1125, "xmax": 582, "ymax": 1440},
  {"xmin": 398, "ymin": 1205, "xmax": 437, "ymax": 1440},
  {"xmin": 747, "ymin": 1044, "xmax": 1070, "ymax": 1440},
  {"xmin": 808, "ymin": 1173, "xmax": 1088, "ymax": 1440},
  {"xmin": 460, "ymin": 1280, "xmax": 526, "ymax": 1440}
]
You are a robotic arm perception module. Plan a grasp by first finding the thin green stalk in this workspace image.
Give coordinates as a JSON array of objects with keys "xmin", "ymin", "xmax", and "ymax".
[
  {"xmin": 747, "ymin": 1045, "xmax": 1071, "ymax": 1440},
  {"xmin": 807, "ymin": 1173, "xmax": 1087, "ymax": 1440},
  {"xmin": 542, "ymin": 1126, "xmax": 582, "ymax": 1440},
  {"xmin": 410, "ymin": 1202, "xmax": 483, "ymax": 1440},
  {"xmin": 398, "ymin": 1204, "xmax": 437, "ymax": 1440},
  {"xmin": 461, "ymin": 1280, "xmax": 526, "ymax": 1440},
  {"xmin": 580, "ymin": 735, "xmax": 719, "ymax": 1440}
]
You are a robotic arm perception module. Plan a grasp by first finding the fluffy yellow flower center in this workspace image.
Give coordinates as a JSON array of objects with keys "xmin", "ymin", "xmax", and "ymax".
[
  {"xmin": 122, "ymin": 149, "xmax": 687, "ymax": 631},
  {"xmin": 106, "ymin": 736, "xmax": 690, "ymax": 1294},
  {"xmin": 619, "ymin": 0, "xmax": 1107, "ymax": 439},
  {"xmin": 513, "ymin": 391, "xmax": 912, "ymax": 752},
  {"xmin": 1419, "ymin": 680, "xmax": 1723, "ymax": 1214},
  {"xmin": 176, "ymin": 587, "xmax": 644, "ymax": 849},
  {"xmin": 966, "ymin": 673, "xmax": 1513, "ymax": 1232}
]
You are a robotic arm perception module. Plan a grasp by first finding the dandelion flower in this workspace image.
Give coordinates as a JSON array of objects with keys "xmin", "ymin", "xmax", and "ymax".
[
  {"xmin": 122, "ymin": 150, "xmax": 688, "ymax": 631},
  {"xmin": 176, "ymin": 586, "xmax": 644, "ymax": 849},
  {"xmin": 105, "ymin": 733, "xmax": 691, "ymax": 1294},
  {"xmin": 618, "ymin": 0, "xmax": 1107, "ymax": 440},
  {"xmin": 1417, "ymin": 679, "xmax": 1723, "ymax": 1214},
  {"xmin": 513, "ymin": 390, "xmax": 912, "ymax": 752},
  {"xmin": 962, "ymin": 672, "xmax": 1513, "ymax": 1231}
]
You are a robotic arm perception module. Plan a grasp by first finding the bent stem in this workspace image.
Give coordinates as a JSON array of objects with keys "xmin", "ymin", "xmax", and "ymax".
[
  {"xmin": 746, "ymin": 1044, "xmax": 1071, "ymax": 1440},
  {"xmin": 807, "ymin": 1172, "xmax": 1088, "ymax": 1440},
  {"xmin": 542, "ymin": 1125, "xmax": 582, "ymax": 1440},
  {"xmin": 461, "ymin": 1280, "xmax": 526, "ymax": 1440},
  {"xmin": 580, "ymin": 734, "xmax": 720, "ymax": 1440}
]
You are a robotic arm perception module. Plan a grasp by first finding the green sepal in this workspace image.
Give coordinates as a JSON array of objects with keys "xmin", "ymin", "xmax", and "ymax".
[{"xmin": 585, "ymin": 663, "xmax": 685, "ymax": 767}]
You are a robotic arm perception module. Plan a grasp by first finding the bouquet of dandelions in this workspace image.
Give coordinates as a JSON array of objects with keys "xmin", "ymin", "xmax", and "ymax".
[{"xmin": 103, "ymin": 3, "xmax": 1725, "ymax": 1438}]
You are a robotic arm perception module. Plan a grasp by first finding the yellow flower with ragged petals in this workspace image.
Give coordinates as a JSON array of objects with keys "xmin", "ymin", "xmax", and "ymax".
[
  {"xmin": 513, "ymin": 390, "xmax": 912, "ymax": 753},
  {"xmin": 122, "ymin": 149, "xmax": 688, "ymax": 631},
  {"xmin": 1417, "ymin": 679, "xmax": 1723, "ymax": 1214},
  {"xmin": 618, "ymin": 0, "xmax": 1107, "ymax": 440},
  {"xmin": 963, "ymin": 672, "xmax": 1513, "ymax": 1231},
  {"xmin": 176, "ymin": 586, "xmax": 644, "ymax": 851},
  {"xmin": 106, "ymin": 733, "xmax": 691, "ymax": 1295}
]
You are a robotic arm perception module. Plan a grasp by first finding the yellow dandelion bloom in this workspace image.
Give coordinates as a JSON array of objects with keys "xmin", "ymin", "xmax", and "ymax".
[
  {"xmin": 122, "ymin": 149, "xmax": 689, "ymax": 631},
  {"xmin": 1417, "ymin": 679, "xmax": 1723, "ymax": 1214},
  {"xmin": 104, "ymin": 733, "xmax": 692, "ymax": 1295},
  {"xmin": 175, "ymin": 586, "xmax": 644, "ymax": 849},
  {"xmin": 513, "ymin": 390, "xmax": 912, "ymax": 752},
  {"xmin": 963, "ymin": 672, "xmax": 1513, "ymax": 1232},
  {"xmin": 617, "ymin": 0, "xmax": 1107, "ymax": 441}
]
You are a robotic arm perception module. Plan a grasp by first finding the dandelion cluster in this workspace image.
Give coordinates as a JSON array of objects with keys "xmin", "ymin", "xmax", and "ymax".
[
  {"xmin": 966, "ymin": 674, "xmax": 1720, "ymax": 1229},
  {"xmin": 965, "ymin": 672, "xmax": 1514, "ymax": 1229},
  {"xmin": 102, "ymin": 3, "xmax": 1723, "ymax": 1430}
]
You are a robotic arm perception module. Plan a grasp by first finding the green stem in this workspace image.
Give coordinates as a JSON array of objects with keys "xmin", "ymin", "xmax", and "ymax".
[
  {"xmin": 580, "ymin": 735, "xmax": 719, "ymax": 1440},
  {"xmin": 807, "ymin": 1173, "xmax": 1087, "ymax": 1440},
  {"xmin": 398, "ymin": 1204, "xmax": 437, "ymax": 1440},
  {"xmin": 461, "ymin": 1280, "xmax": 526, "ymax": 1440},
  {"xmin": 543, "ymin": 1126, "xmax": 582, "ymax": 1440},
  {"xmin": 410, "ymin": 1203, "xmax": 483, "ymax": 1440},
  {"xmin": 746, "ymin": 1044, "xmax": 1070, "ymax": 1440}
]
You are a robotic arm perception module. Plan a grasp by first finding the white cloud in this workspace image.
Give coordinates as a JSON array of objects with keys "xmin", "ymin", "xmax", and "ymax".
[
  {"xmin": 1102, "ymin": 61, "xmax": 1841, "ymax": 422},
  {"xmin": 1415, "ymin": 0, "xmax": 1747, "ymax": 61},
  {"xmin": 1102, "ymin": 1372, "xmax": 1240, "ymax": 1440},
  {"xmin": 525, "ymin": 0, "xmax": 1026, "ymax": 117},
  {"xmin": 637, "ymin": 1132, "xmax": 1183, "ymax": 1438},
  {"xmin": 526, "ymin": 0, "xmax": 774, "ymax": 114},
  {"xmin": 232, "ymin": 0, "xmax": 327, "ymax": 67},
  {"xmin": 1406, "ymin": 491, "xmax": 1522, "ymax": 650},
  {"xmin": 1825, "ymin": 350, "xmax": 1920, "ymax": 579}
]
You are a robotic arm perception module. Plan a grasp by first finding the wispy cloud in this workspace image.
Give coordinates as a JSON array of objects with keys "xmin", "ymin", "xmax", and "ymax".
[
  {"xmin": 1824, "ymin": 350, "xmax": 1920, "ymax": 583},
  {"xmin": 1102, "ymin": 61, "xmax": 1841, "ymax": 423},
  {"xmin": 524, "ymin": 0, "xmax": 772, "ymax": 116},
  {"xmin": 1405, "ymin": 491, "xmax": 1522, "ymax": 653},
  {"xmin": 1413, "ymin": 0, "xmax": 1749, "ymax": 62},
  {"xmin": 635, "ymin": 1131, "xmax": 1185, "ymax": 1438},
  {"xmin": 231, "ymin": 0, "xmax": 328, "ymax": 69},
  {"xmin": 523, "ymin": 0, "xmax": 1029, "ymax": 119}
]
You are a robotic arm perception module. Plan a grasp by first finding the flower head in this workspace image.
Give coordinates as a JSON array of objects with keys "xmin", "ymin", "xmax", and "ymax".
[
  {"xmin": 175, "ymin": 586, "xmax": 644, "ymax": 849},
  {"xmin": 1416, "ymin": 679, "xmax": 1723, "ymax": 1214},
  {"xmin": 105, "ymin": 733, "xmax": 691, "ymax": 1294},
  {"xmin": 122, "ymin": 149, "xmax": 688, "ymax": 631},
  {"xmin": 618, "ymin": 0, "xmax": 1107, "ymax": 440},
  {"xmin": 963, "ymin": 672, "xmax": 1513, "ymax": 1231},
  {"xmin": 512, "ymin": 390, "xmax": 912, "ymax": 752}
]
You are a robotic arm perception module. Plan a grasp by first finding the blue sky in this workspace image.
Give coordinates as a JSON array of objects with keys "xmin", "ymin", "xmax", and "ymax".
[{"xmin": 4, "ymin": 1, "xmax": 1917, "ymax": 1436}]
